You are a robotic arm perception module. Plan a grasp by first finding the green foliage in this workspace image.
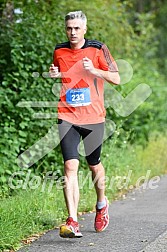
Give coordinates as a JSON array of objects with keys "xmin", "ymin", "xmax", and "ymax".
[
  {"xmin": 0, "ymin": 0, "xmax": 166, "ymax": 196},
  {"xmin": 155, "ymin": 1, "xmax": 167, "ymax": 74},
  {"xmin": 0, "ymin": 0, "xmax": 65, "ymax": 195}
]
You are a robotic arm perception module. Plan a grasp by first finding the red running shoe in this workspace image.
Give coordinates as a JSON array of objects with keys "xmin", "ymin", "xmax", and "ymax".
[
  {"xmin": 94, "ymin": 197, "xmax": 109, "ymax": 232},
  {"xmin": 59, "ymin": 217, "xmax": 83, "ymax": 238}
]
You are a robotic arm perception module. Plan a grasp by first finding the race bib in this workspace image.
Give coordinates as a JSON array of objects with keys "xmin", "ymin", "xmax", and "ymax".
[{"xmin": 66, "ymin": 88, "xmax": 91, "ymax": 107}]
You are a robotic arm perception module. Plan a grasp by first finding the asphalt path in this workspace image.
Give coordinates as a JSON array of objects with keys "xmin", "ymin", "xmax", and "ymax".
[{"xmin": 18, "ymin": 175, "xmax": 167, "ymax": 252}]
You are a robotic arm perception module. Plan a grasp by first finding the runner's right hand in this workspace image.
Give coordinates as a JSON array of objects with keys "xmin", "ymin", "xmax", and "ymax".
[{"xmin": 49, "ymin": 64, "xmax": 61, "ymax": 78}]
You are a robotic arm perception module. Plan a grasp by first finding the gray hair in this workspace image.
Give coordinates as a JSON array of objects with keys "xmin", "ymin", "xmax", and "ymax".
[{"xmin": 65, "ymin": 11, "xmax": 87, "ymax": 26}]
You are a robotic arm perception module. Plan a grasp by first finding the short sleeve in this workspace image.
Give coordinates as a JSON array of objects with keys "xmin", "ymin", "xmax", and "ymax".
[
  {"xmin": 98, "ymin": 44, "xmax": 118, "ymax": 72},
  {"xmin": 53, "ymin": 50, "xmax": 59, "ymax": 67}
]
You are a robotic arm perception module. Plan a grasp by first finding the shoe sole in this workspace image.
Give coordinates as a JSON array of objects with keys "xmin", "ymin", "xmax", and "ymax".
[{"xmin": 59, "ymin": 225, "xmax": 83, "ymax": 238}]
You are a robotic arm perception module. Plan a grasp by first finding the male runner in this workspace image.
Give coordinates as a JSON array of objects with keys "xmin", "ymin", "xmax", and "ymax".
[{"xmin": 49, "ymin": 10, "xmax": 120, "ymax": 238}]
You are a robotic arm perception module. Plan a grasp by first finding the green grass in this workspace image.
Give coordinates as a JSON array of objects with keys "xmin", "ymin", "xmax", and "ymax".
[
  {"xmin": 103, "ymin": 132, "xmax": 167, "ymax": 201},
  {"xmin": 0, "ymin": 132, "xmax": 167, "ymax": 251},
  {"xmin": 0, "ymin": 175, "xmax": 96, "ymax": 251},
  {"xmin": 0, "ymin": 188, "xmax": 64, "ymax": 251}
]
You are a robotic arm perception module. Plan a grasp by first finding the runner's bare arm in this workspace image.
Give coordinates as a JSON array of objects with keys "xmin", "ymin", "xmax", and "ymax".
[{"xmin": 82, "ymin": 57, "xmax": 120, "ymax": 85}]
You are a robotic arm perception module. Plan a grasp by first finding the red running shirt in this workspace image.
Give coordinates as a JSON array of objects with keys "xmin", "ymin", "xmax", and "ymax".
[{"xmin": 53, "ymin": 39, "xmax": 118, "ymax": 125}]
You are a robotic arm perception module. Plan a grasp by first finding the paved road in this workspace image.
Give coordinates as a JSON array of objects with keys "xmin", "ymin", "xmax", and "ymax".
[{"xmin": 18, "ymin": 175, "xmax": 167, "ymax": 252}]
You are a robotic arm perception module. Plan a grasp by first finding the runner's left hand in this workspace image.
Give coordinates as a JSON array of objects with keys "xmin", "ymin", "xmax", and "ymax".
[{"xmin": 82, "ymin": 57, "xmax": 98, "ymax": 75}]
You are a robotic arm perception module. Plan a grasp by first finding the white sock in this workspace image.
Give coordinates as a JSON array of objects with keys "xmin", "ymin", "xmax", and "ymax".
[
  {"xmin": 69, "ymin": 216, "xmax": 78, "ymax": 222},
  {"xmin": 97, "ymin": 199, "xmax": 106, "ymax": 209}
]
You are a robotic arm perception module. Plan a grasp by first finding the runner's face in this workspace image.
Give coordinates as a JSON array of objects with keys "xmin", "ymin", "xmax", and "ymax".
[{"xmin": 65, "ymin": 19, "xmax": 87, "ymax": 48}]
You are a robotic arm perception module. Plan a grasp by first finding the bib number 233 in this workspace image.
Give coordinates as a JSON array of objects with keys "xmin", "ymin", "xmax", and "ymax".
[{"xmin": 66, "ymin": 88, "xmax": 91, "ymax": 107}]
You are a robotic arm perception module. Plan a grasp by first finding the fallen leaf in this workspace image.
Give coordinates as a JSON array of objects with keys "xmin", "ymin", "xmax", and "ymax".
[{"xmin": 89, "ymin": 243, "xmax": 95, "ymax": 246}]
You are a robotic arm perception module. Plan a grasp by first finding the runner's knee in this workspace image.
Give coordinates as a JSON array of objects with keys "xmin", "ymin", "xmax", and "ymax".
[
  {"xmin": 88, "ymin": 163, "xmax": 101, "ymax": 172},
  {"xmin": 64, "ymin": 159, "xmax": 79, "ymax": 174}
]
